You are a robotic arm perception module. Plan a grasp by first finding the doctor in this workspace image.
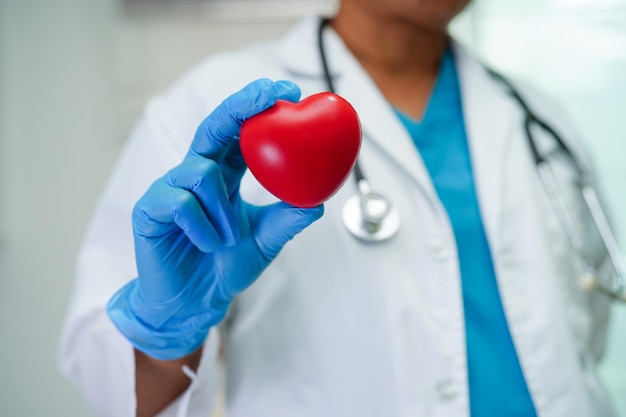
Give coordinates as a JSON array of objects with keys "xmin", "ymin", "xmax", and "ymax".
[{"xmin": 59, "ymin": 0, "xmax": 617, "ymax": 416}]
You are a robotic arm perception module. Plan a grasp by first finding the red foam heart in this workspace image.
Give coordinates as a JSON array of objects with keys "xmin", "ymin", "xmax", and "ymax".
[{"xmin": 240, "ymin": 92, "xmax": 361, "ymax": 208}]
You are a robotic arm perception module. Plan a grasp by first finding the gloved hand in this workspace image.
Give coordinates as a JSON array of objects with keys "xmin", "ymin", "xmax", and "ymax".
[{"xmin": 107, "ymin": 79, "xmax": 324, "ymax": 360}]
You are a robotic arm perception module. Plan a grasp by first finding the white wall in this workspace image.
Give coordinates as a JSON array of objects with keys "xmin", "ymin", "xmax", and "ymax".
[{"xmin": 0, "ymin": 0, "xmax": 624, "ymax": 416}]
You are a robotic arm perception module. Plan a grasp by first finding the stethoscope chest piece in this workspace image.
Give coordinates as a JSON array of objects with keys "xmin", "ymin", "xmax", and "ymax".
[{"xmin": 342, "ymin": 191, "xmax": 400, "ymax": 242}]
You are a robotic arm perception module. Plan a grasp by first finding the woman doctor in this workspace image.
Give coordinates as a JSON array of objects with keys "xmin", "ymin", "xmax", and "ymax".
[{"xmin": 59, "ymin": 0, "xmax": 618, "ymax": 416}]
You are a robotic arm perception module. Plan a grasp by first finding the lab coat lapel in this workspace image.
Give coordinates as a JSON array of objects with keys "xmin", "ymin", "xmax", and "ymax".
[
  {"xmin": 278, "ymin": 17, "xmax": 439, "ymax": 203},
  {"xmin": 453, "ymin": 42, "xmax": 517, "ymax": 253}
]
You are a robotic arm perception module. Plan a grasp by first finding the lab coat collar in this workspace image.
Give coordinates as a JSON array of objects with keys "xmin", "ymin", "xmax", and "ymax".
[
  {"xmin": 279, "ymin": 16, "xmax": 516, "ymax": 250},
  {"xmin": 278, "ymin": 16, "xmax": 340, "ymax": 79}
]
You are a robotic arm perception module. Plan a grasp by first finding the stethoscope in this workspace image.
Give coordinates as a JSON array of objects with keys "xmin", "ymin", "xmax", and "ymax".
[{"xmin": 317, "ymin": 18, "xmax": 626, "ymax": 302}]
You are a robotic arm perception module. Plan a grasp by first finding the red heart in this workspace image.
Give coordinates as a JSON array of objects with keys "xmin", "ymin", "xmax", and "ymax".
[{"xmin": 240, "ymin": 92, "xmax": 361, "ymax": 208}]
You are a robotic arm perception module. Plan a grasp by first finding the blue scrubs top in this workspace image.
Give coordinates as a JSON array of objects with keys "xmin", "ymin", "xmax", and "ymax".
[{"xmin": 394, "ymin": 49, "xmax": 537, "ymax": 417}]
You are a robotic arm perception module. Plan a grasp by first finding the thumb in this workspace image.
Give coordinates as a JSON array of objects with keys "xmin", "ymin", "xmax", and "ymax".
[{"xmin": 251, "ymin": 202, "xmax": 324, "ymax": 261}]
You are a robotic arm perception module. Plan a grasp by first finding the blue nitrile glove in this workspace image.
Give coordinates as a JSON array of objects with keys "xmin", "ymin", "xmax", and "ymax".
[{"xmin": 107, "ymin": 79, "xmax": 324, "ymax": 360}]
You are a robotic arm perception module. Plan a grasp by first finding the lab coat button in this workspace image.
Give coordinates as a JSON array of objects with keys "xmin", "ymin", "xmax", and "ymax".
[
  {"xmin": 435, "ymin": 379, "xmax": 457, "ymax": 402},
  {"xmin": 428, "ymin": 238, "xmax": 450, "ymax": 261}
]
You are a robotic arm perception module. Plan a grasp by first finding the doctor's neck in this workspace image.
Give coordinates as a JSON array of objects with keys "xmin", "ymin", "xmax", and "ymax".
[{"xmin": 331, "ymin": 2, "xmax": 456, "ymax": 119}]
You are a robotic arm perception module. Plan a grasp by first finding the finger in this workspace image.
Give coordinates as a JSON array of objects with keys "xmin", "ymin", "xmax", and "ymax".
[
  {"xmin": 250, "ymin": 202, "xmax": 324, "ymax": 261},
  {"xmin": 220, "ymin": 140, "xmax": 247, "ymax": 200},
  {"xmin": 132, "ymin": 181, "xmax": 221, "ymax": 253},
  {"xmin": 166, "ymin": 156, "xmax": 240, "ymax": 246},
  {"xmin": 188, "ymin": 78, "xmax": 301, "ymax": 162}
]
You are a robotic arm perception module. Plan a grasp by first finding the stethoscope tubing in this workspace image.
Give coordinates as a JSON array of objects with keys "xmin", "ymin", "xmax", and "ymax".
[
  {"xmin": 317, "ymin": 18, "xmax": 625, "ymax": 301},
  {"xmin": 318, "ymin": 18, "xmax": 367, "ymax": 186}
]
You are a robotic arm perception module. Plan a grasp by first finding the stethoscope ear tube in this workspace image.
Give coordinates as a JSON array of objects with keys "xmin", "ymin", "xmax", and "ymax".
[{"xmin": 581, "ymin": 185, "xmax": 626, "ymax": 292}]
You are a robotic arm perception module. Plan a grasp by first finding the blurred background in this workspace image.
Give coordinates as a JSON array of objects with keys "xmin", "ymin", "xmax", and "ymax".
[{"xmin": 0, "ymin": 0, "xmax": 624, "ymax": 415}]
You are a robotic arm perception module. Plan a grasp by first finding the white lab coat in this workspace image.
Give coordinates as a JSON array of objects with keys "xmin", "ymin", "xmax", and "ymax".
[{"xmin": 58, "ymin": 16, "xmax": 617, "ymax": 417}]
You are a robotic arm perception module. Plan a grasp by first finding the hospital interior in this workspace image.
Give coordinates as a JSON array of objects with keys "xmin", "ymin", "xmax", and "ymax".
[{"xmin": 0, "ymin": 0, "xmax": 625, "ymax": 415}]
